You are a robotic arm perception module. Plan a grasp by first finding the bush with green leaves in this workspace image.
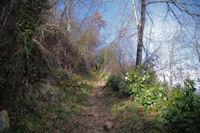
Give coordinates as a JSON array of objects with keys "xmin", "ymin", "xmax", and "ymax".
[
  {"xmin": 106, "ymin": 66, "xmax": 200, "ymax": 132},
  {"xmin": 162, "ymin": 80, "xmax": 200, "ymax": 132},
  {"xmin": 122, "ymin": 66, "xmax": 168, "ymax": 110},
  {"xmin": 106, "ymin": 75, "xmax": 124, "ymax": 91},
  {"xmin": 123, "ymin": 67, "xmax": 156, "ymax": 92}
]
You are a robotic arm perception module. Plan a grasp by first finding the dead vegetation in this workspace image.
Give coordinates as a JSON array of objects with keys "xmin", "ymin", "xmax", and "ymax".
[
  {"xmin": 33, "ymin": 23, "xmax": 87, "ymax": 72},
  {"xmin": 0, "ymin": 0, "xmax": 95, "ymax": 109}
]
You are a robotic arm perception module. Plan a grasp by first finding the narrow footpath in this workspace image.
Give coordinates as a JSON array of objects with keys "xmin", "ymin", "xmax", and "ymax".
[{"xmin": 81, "ymin": 78, "xmax": 113, "ymax": 133}]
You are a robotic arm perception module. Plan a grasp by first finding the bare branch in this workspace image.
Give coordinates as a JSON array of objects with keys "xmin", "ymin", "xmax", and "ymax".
[
  {"xmin": 147, "ymin": 0, "xmax": 175, "ymax": 5},
  {"xmin": 147, "ymin": 0, "xmax": 200, "ymax": 6},
  {"xmin": 173, "ymin": 3, "xmax": 200, "ymax": 17},
  {"xmin": 132, "ymin": 0, "xmax": 139, "ymax": 26},
  {"xmin": 147, "ymin": 0, "xmax": 200, "ymax": 17},
  {"xmin": 167, "ymin": 3, "xmax": 182, "ymax": 25},
  {"xmin": 146, "ymin": 10, "xmax": 153, "ymax": 24}
]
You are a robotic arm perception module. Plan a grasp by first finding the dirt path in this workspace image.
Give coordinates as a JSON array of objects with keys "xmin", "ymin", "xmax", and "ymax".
[{"xmin": 82, "ymin": 78, "xmax": 112, "ymax": 133}]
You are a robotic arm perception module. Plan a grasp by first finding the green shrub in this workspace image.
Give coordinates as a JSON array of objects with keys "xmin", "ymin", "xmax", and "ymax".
[
  {"xmin": 121, "ymin": 66, "xmax": 168, "ymax": 110},
  {"xmin": 162, "ymin": 80, "xmax": 200, "ymax": 132},
  {"xmin": 123, "ymin": 66, "xmax": 156, "ymax": 94},
  {"xmin": 96, "ymin": 63, "xmax": 101, "ymax": 71},
  {"xmin": 95, "ymin": 55, "xmax": 104, "ymax": 71},
  {"xmin": 106, "ymin": 75, "xmax": 124, "ymax": 91},
  {"xmin": 106, "ymin": 66, "xmax": 200, "ymax": 132}
]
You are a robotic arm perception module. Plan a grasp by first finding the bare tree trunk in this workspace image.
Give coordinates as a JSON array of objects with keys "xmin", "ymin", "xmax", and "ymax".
[
  {"xmin": 197, "ymin": 50, "xmax": 200, "ymax": 63},
  {"xmin": 60, "ymin": 0, "xmax": 71, "ymax": 23},
  {"xmin": 195, "ymin": 41, "xmax": 200, "ymax": 63},
  {"xmin": 136, "ymin": 0, "xmax": 146, "ymax": 66},
  {"xmin": 194, "ymin": 21, "xmax": 200, "ymax": 63}
]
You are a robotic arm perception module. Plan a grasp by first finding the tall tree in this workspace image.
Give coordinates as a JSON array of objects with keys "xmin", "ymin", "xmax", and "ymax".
[
  {"xmin": 132, "ymin": 0, "xmax": 146, "ymax": 66},
  {"xmin": 132, "ymin": 0, "xmax": 200, "ymax": 66}
]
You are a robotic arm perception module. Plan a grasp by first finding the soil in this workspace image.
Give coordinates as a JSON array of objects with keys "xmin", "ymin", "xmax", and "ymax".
[{"xmin": 81, "ymin": 78, "xmax": 112, "ymax": 133}]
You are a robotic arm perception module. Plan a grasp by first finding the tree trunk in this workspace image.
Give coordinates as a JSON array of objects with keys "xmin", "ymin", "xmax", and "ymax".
[
  {"xmin": 136, "ymin": 0, "xmax": 146, "ymax": 66},
  {"xmin": 196, "ymin": 46, "xmax": 200, "ymax": 63},
  {"xmin": 60, "ymin": 0, "xmax": 71, "ymax": 31}
]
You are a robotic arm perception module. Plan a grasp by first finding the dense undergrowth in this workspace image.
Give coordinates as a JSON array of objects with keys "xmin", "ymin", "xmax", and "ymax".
[
  {"xmin": 6, "ymin": 69, "xmax": 92, "ymax": 132},
  {"xmin": 0, "ymin": 0, "xmax": 88, "ymax": 109},
  {"xmin": 106, "ymin": 66, "xmax": 200, "ymax": 132}
]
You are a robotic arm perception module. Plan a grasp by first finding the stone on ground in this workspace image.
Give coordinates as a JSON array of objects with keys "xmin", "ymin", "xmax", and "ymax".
[{"xmin": 104, "ymin": 121, "xmax": 114, "ymax": 131}]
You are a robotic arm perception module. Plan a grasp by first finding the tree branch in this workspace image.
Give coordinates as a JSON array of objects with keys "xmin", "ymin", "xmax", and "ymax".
[
  {"xmin": 132, "ymin": 0, "xmax": 139, "ymax": 27},
  {"xmin": 173, "ymin": 3, "xmax": 200, "ymax": 17},
  {"xmin": 147, "ymin": 0, "xmax": 175, "ymax": 5},
  {"xmin": 146, "ymin": 9, "xmax": 153, "ymax": 24},
  {"xmin": 147, "ymin": 0, "xmax": 200, "ymax": 17},
  {"xmin": 167, "ymin": 3, "xmax": 182, "ymax": 25}
]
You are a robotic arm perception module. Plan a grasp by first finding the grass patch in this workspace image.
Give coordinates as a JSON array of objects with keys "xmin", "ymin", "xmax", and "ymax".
[
  {"xmin": 81, "ymin": 71, "xmax": 94, "ymax": 81},
  {"xmin": 111, "ymin": 102, "xmax": 164, "ymax": 133},
  {"xmin": 97, "ymin": 72, "xmax": 107, "ymax": 81},
  {"xmin": 7, "ymin": 69, "xmax": 93, "ymax": 132},
  {"xmin": 102, "ymin": 87, "xmax": 164, "ymax": 133}
]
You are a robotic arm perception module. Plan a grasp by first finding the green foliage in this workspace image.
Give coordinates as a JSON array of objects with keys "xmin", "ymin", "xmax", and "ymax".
[
  {"xmin": 95, "ymin": 55, "xmax": 104, "ymax": 71},
  {"xmin": 103, "ymin": 83, "xmax": 164, "ymax": 133},
  {"xmin": 111, "ymin": 102, "xmax": 163, "ymax": 133},
  {"xmin": 121, "ymin": 66, "xmax": 167, "ymax": 110},
  {"xmin": 97, "ymin": 55, "xmax": 104, "ymax": 65},
  {"xmin": 7, "ymin": 70, "xmax": 92, "ymax": 132},
  {"xmin": 82, "ymin": 71, "xmax": 94, "ymax": 81},
  {"xmin": 162, "ymin": 80, "xmax": 200, "ymax": 132},
  {"xmin": 0, "ymin": 0, "xmax": 51, "ymax": 112},
  {"xmin": 96, "ymin": 63, "xmax": 101, "ymax": 71},
  {"xmin": 106, "ymin": 75, "xmax": 123, "ymax": 91},
  {"xmin": 14, "ymin": 0, "xmax": 49, "ymax": 81},
  {"xmin": 123, "ymin": 66, "xmax": 156, "ymax": 94},
  {"xmin": 1, "ymin": 0, "xmax": 49, "ymax": 90},
  {"xmin": 15, "ymin": 0, "xmax": 48, "ymax": 53},
  {"xmin": 106, "ymin": 66, "xmax": 200, "ymax": 132}
]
